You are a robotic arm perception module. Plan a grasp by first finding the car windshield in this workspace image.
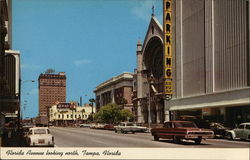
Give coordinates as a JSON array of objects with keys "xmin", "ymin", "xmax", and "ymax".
[
  {"xmin": 174, "ymin": 122, "xmax": 197, "ymax": 128},
  {"xmin": 127, "ymin": 123, "xmax": 134, "ymax": 126},
  {"xmin": 34, "ymin": 129, "xmax": 47, "ymax": 134}
]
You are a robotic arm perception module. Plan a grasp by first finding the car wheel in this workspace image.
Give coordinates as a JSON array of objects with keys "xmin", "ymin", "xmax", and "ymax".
[
  {"xmin": 154, "ymin": 135, "xmax": 159, "ymax": 141},
  {"xmin": 173, "ymin": 136, "xmax": 181, "ymax": 143},
  {"xmin": 226, "ymin": 133, "xmax": 233, "ymax": 140},
  {"xmin": 121, "ymin": 129, "xmax": 124, "ymax": 134},
  {"xmin": 194, "ymin": 138, "xmax": 202, "ymax": 144},
  {"xmin": 115, "ymin": 129, "xmax": 117, "ymax": 133},
  {"xmin": 132, "ymin": 131, "xmax": 135, "ymax": 134}
]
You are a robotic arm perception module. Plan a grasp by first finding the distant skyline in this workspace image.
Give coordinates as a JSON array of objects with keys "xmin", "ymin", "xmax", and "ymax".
[{"xmin": 12, "ymin": 0, "xmax": 163, "ymax": 118}]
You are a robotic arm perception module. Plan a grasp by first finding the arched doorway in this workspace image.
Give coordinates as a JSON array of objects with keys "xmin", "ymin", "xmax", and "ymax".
[{"xmin": 142, "ymin": 36, "xmax": 164, "ymax": 124}]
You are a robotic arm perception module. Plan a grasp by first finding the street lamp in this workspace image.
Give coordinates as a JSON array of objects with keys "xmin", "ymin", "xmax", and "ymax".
[
  {"xmin": 19, "ymin": 80, "xmax": 35, "ymax": 121},
  {"xmin": 17, "ymin": 79, "xmax": 35, "ymax": 145}
]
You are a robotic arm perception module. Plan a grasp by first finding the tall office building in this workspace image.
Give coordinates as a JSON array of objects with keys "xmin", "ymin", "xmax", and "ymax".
[{"xmin": 38, "ymin": 72, "xmax": 66, "ymax": 124}]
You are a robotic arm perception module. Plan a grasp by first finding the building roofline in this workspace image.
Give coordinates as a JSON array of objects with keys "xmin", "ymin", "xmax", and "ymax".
[
  {"xmin": 142, "ymin": 16, "xmax": 163, "ymax": 52},
  {"xmin": 38, "ymin": 72, "xmax": 66, "ymax": 80},
  {"xmin": 94, "ymin": 72, "xmax": 134, "ymax": 92}
]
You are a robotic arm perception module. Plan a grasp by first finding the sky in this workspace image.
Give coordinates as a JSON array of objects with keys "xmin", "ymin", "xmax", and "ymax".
[{"xmin": 12, "ymin": 0, "xmax": 163, "ymax": 119}]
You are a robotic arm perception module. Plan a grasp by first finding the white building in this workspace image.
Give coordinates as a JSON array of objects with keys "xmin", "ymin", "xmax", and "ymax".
[{"xmin": 49, "ymin": 102, "xmax": 95, "ymax": 126}]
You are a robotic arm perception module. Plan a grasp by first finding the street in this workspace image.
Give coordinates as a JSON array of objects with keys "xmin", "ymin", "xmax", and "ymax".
[{"xmin": 50, "ymin": 127, "xmax": 250, "ymax": 148}]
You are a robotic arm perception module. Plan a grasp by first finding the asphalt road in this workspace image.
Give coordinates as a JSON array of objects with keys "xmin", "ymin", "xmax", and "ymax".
[{"xmin": 50, "ymin": 127, "xmax": 250, "ymax": 148}]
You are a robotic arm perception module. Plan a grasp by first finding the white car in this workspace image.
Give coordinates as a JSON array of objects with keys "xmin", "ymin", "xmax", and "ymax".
[
  {"xmin": 225, "ymin": 123, "xmax": 250, "ymax": 141},
  {"xmin": 26, "ymin": 127, "xmax": 54, "ymax": 147},
  {"xmin": 114, "ymin": 122, "xmax": 148, "ymax": 133},
  {"xmin": 90, "ymin": 123, "xmax": 105, "ymax": 129},
  {"xmin": 79, "ymin": 123, "xmax": 91, "ymax": 128}
]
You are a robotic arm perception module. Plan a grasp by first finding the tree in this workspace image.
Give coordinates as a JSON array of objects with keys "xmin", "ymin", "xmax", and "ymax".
[
  {"xmin": 93, "ymin": 103, "xmax": 120, "ymax": 123},
  {"xmin": 88, "ymin": 98, "xmax": 95, "ymax": 121},
  {"xmin": 93, "ymin": 103, "xmax": 134, "ymax": 124},
  {"xmin": 119, "ymin": 109, "xmax": 134, "ymax": 122}
]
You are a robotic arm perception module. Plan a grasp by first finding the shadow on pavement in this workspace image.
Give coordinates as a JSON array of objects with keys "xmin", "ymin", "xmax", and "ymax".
[{"xmin": 154, "ymin": 139, "xmax": 211, "ymax": 146}]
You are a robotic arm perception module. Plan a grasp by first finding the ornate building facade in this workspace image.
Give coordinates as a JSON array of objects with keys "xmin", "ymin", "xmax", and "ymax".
[{"xmin": 133, "ymin": 15, "xmax": 165, "ymax": 125}]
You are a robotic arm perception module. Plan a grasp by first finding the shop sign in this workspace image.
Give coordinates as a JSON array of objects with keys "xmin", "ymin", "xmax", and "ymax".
[{"xmin": 164, "ymin": 0, "xmax": 173, "ymax": 96}]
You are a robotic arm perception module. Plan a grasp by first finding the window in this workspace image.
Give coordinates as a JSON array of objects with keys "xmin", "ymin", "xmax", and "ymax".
[
  {"xmin": 34, "ymin": 129, "xmax": 46, "ymax": 134},
  {"xmin": 58, "ymin": 114, "xmax": 60, "ymax": 118},
  {"xmin": 67, "ymin": 115, "xmax": 69, "ymax": 118},
  {"xmin": 174, "ymin": 122, "xmax": 197, "ymax": 128},
  {"xmin": 245, "ymin": 125, "xmax": 250, "ymax": 130},
  {"xmin": 127, "ymin": 123, "xmax": 134, "ymax": 126},
  {"xmin": 164, "ymin": 122, "xmax": 172, "ymax": 128},
  {"xmin": 28, "ymin": 130, "xmax": 33, "ymax": 135},
  {"xmin": 238, "ymin": 125, "xmax": 244, "ymax": 129}
]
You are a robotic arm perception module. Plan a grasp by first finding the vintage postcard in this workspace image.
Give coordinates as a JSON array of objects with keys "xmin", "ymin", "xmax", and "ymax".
[{"xmin": 0, "ymin": 0, "xmax": 250, "ymax": 159}]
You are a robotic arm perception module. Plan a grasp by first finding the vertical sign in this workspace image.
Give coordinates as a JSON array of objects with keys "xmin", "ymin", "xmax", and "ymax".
[{"xmin": 164, "ymin": 0, "xmax": 173, "ymax": 96}]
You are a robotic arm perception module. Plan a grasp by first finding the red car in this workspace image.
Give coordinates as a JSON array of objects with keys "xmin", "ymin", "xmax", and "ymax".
[
  {"xmin": 104, "ymin": 124, "xmax": 114, "ymax": 130},
  {"xmin": 151, "ymin": 121, "xmax": 214, "ymax": 144}
]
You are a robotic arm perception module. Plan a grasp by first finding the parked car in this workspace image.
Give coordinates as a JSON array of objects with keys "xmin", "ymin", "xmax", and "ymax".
[
  {"xmin": 179, "ymin": 116, "xmax": 232, "ymax": 138},
  {"xmin": 104, "ymin": 124, "xmax": 114, "ymax": 130},
  {"xmin": 79, "ymin": 123, "xmax": 91, "ymax": 128},
  {"xmin": 151, "ymin": 121, "xmax": 214, "ymax": 144},
  {"xmin": 90, "ymin": 123, "xmax": 105, "ymax": 129},
  {"xmin": 114, "ymin": 122, "xmax": 148, "ymax": 133},
  {"xmin": 209, "ymin": 122, "xmax": 230, "ymax": 138},
  {"xmin": 132, "ymin": 123, "xmax": 148, "ymax": 133},
  {"xmin": 225, "ymin": 122, "xmax": 250, "ymax": 141},
  {"xmin": 26, "ymin": 127, "xmax": 54, "ymax": 147},
  {"xmin": 22, "ymin": 124, "xmax": 35, "ymax": 144},
  {"xmin": 48, "ymin": 122, "xmax": 53, "ymax": 127}
]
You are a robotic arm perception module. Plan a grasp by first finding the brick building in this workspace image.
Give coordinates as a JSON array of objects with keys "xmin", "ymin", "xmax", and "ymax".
[
  {"xmin": 94, "ymin": 72, "xmax": 134, "ymax": 112},
  {"xmin": 38, "ymin": 72, "xmax": 66, "ymax": 124}
]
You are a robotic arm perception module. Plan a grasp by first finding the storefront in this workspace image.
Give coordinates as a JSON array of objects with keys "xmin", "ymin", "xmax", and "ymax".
[
  {"xmin": 172, "ymin": 105, "xmax": 250, "ymax": 129},
  {"xmin": 226, "ymin": 106, "xmax": 250, "ymax": 125}
]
